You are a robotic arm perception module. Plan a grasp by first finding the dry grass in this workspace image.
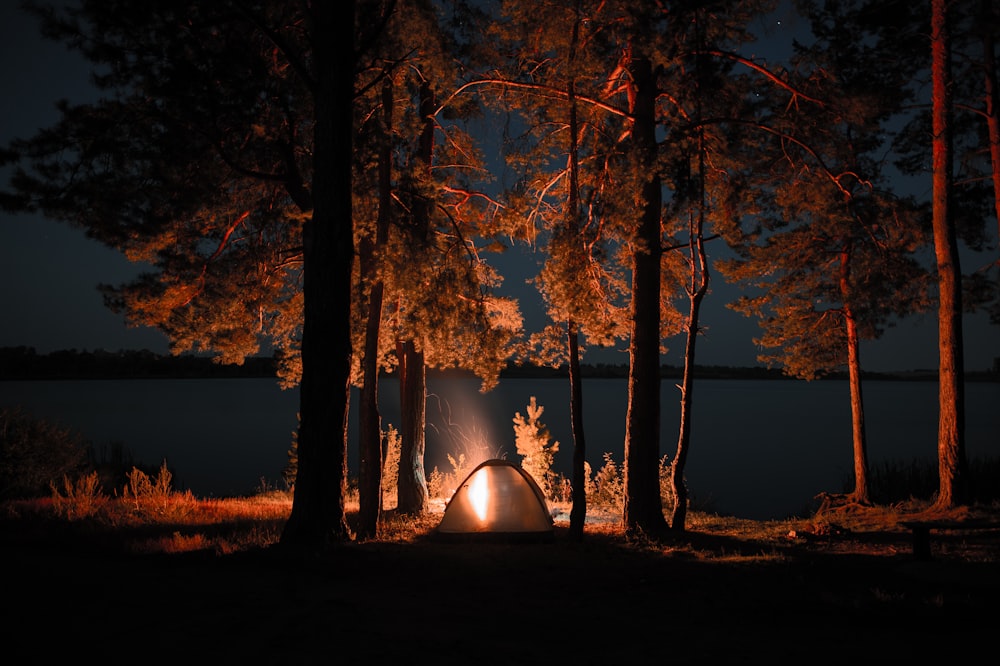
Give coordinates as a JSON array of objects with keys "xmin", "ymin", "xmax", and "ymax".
[
  {"xmin": 6, "ymin": 489, "xmax": 998, "ymax": 562},
  {"xmin": 3, "ymin": 491, "xmax": 999, "ymax": 663}
]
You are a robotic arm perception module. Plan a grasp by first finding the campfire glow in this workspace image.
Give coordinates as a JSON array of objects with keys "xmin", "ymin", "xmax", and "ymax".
[{"xmin": 468, "ymin": 470, "xmax": 490, "ymax": 522}]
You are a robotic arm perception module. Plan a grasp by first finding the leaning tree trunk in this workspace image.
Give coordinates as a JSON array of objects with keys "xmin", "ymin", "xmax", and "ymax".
[
  {"xmin": 623, "ymin": 53, "xmax": 667, "ymax": 537},
  {"xmin": 668, "ymin": 217, "xmax": 708, "ymax": 531},
  {"xmin": 281, "ymin": 1, "xmax": 354, "ymax": 547},
  {"xmin": 357, "ymin": 80, "xmax": 394, "ymax": 537},
  {"xmin": 930, "ymin": 0, "xmax": 968, "ymax": 509}
]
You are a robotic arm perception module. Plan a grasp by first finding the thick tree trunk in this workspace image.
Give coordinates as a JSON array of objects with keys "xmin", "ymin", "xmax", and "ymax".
[
  {"xmin": 357, "ymin": 80, "xmax": 394, "ymax": 537},
  {"xmin": 281, "ymin": 1, "xmax": 354, "ymax": 547},
  {"xmin": 930, "ymin": 0, "xmax": 968, "ymax": 509},
  {"xmin": 623, "ymin": 53, "xmax": 667, "ymax": 536},
  {"xmin": 396, "ymin": 339, "xmax": 428, "ymax": 513}
]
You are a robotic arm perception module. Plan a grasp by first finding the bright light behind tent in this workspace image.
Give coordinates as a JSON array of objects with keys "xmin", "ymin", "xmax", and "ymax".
[
  {"xmin": 468, "ymin": 469, "xmax": 490, "ymax": 522},
  {"xmin": 436, "ymin": 459, "xmax": 554, "ymax": 542}
]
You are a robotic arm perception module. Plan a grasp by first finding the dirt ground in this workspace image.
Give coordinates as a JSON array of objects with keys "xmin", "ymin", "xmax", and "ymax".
[{"xmin": 3, "ymin": 509, "xmax": 999, "ymax": 664}]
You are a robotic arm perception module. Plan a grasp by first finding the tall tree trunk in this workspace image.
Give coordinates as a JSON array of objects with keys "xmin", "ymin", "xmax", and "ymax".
[
  {"xmin": 357, "ymin": 80, "xmax": 394, "ymax": 537},
  {"xmin": 623, "ymin": 53, "xmax": 667, "ymax": 536},
  {"xmin": 567, "ymin": 320, "xmax": 587, "ymax": 540},
  {"xmin": 281, "ymin": 1, "xmax": 354, "ymax": 547},
  {"xmin": 982, "ymin": 0, "xmax": 1000, "ymax": 245},
  {"xmin": 668, "ymin": 210, "xmax": 709, "ymax": 531},
  {"xmin": 395, "ymin": 82, "xmax": 435, "ymax": 514},
  {"xmin": 840, "ymin": 245, "xmax": 870, "ymax": 505},
  {"xmin": 566, "ymin": 8, "xmax": 587, "ymax": 541},
  {"xmin": 930, "ymin": 0, "xmax": 968, "ymax": 509},
  {"xmin": 396, "ymin": 339, "xmax": 428, "ymax": 512}
]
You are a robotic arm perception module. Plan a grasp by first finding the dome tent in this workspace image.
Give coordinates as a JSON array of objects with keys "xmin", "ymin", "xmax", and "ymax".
[{"xmin": 436, "ymin": 459, "xmax": 554, "ymax": 542}]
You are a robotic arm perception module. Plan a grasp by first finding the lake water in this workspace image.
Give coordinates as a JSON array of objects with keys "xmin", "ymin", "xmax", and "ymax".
[{"xmin": 1, "ymin": 377, "xmax": 997, "ymax": 519}]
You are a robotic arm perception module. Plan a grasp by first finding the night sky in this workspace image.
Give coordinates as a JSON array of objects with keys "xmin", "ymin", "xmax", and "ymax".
[{"xmin": 1, "ymin": 4, "xmax": 997, "ymax": 373}]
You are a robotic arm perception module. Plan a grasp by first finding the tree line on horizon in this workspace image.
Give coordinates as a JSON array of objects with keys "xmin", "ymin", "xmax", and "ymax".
[
  {"xmin": 5, "ymin": 346, "xmax": 997, "ymax": 381},
  {"xmin": 1, "ymin": 0, "xmax": 997, "ymax": 545}
]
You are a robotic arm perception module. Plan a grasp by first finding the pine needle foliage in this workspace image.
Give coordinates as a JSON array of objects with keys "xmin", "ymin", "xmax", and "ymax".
[{"xmin": 512, "ymin": 396, "xmax": 560, "ymax": 498}]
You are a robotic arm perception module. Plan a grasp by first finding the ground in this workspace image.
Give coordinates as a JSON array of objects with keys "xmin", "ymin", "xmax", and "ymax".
[{"xmin": 2, "ymin": 501, "xmax": 998, "ymax": 664}]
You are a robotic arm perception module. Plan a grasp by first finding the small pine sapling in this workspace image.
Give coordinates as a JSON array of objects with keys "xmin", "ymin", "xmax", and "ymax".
[{"xmin": 512, "ymin": 397, "xmax": 559, "ymax": 499}]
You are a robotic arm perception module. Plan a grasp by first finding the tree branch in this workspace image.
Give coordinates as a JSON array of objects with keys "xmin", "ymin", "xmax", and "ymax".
[{"xmin": 434, "ymin": 78, "xmax": 631, "ymax": 121}]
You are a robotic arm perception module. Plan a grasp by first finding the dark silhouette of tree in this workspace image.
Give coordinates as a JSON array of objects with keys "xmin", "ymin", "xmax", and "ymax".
[
  {"xmin": 617, "ymin": 32, "xmax": 669, "ymax": 535},
  {"xmin": 980, "ymin": 0, "xmax": 1000, "ymax": 255},
  {"xmin": 282, "ymin": 0, "xmax": 356, "ymax": 546},
  {"xmin": 356, "ymin": 78, "xmax": 394, "ymax": 536},
  {"xmin": 948, "ymin": 0, "xmax": 1000, "ymax": 327},
  {"xmin": 2, "ymin": 0, "xmax": 362, "ymax": 546},
  {"xmin": 0, "ymin": 406, "xmax": 89, "ymax": 500}
]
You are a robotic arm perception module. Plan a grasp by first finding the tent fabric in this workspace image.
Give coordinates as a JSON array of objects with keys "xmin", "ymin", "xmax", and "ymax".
[{"xmin": 436, "ymin": 459, "xmax": 554, "ymax": 542}]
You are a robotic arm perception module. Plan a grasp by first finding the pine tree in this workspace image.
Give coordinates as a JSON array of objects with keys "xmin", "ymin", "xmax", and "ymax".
[
  {"xmin": 491, "ymin": 0, "xmax": 631, "ymax": 538},
  {"xmin": 3, "ymin": 1, "xmax": 366, "ymax": 546},
  {"xmin": 512, "ymin": 397, "xmax": 559, "ymax": 498},
  {"xmin": 929, "ymin": 0, "xmax": 968, "ymax": 508},
  {"xmin": 353, "ymin": 0, "xmax": 524, "ymax": 524},
  {"xmin": 721, "ymin": 0, "xmax": 932, "ymax": 509}
]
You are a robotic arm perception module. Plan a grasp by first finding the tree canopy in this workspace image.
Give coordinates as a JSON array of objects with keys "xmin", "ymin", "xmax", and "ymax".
[{"xmin": 3, "ymin": 0, "xmax": 996, "ymax": 537}]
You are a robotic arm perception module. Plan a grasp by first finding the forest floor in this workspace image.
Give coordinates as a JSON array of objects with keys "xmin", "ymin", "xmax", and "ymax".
[{"xmin": 2, "ymin": 497, "xmax": 999, "ymax": 664}]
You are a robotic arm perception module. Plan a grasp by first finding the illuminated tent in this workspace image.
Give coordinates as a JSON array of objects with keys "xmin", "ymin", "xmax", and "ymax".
[{"xmin": 436, "ymin": 459, "xmax": 554, "ymax": 542}]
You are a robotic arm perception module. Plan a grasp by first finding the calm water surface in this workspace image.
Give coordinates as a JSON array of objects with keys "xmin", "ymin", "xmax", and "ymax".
[{"xmin": 2, "ymin": 377, "xmax": 997, "ymax": 519}]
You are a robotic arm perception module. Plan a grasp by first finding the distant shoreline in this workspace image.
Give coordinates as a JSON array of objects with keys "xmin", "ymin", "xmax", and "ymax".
[{"xmin": 1, "ymin": 346, "xmax": 996, "ymax": 382}]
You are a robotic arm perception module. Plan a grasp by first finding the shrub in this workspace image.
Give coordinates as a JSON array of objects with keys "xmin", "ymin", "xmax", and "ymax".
[
  {"xmin": 590, "ymin": 452, "xmax": 623, "ymax": 511},
  {"xmin": 584, "ymin": 460, "xmax": 596, "ymax": 498},
  {"xmin": 87, "ymin": 441, "xmax": 154, "ymax": 496},
  {"xmin": 122, "ymin": 460, "xmax": 194, "ymax": 520},
  {"xmin": 381, "ymin": 424, "xmax": 401, "ymax": 510},
  {"xmin": 427, "ymin": 466, "xmax": 444, "ymax": 499},
  {"xmin": 0, "ymin": 407, "xmax": 89, "ymax": 499},
  {"xmin": 427, "ymin": 453, "xmax": 471, "ymax": 500},
  {"xmin": 548, "ymin": 473, "xmax": 572, "ymax": 503},
  {"xmin": 512, "ymin": 397, "xmax": 559, "ymax": 499},
  {"xmin": 659, "ymin": 455, "xmax": 677, "ymax": 514},
  {"xmin": 283, "ymin": 415, "xmax": 299, "ymax": 491},
  {"xmin": 50, "ymin": 470, "xmax": 107, "ymax": 520},
  {"xmin": 581, "ymin": 453, "xmax": 683, "ymax": 514}
]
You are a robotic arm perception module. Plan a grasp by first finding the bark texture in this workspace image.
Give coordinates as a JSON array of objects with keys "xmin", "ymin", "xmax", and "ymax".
[
  {"xmin": 396, "ymin": 340, "xmax": 428, "ymax": 513},
  {"xmin": 930, "ymin": 0, "xmax": 968, "ymax": 509},
  {"xmin": 623, "ymin": 53, "xmax": 667, "ymax": 536},
  {"xmin": 281, "ymin": 1, "xmax": 354, "ymax": 547}
]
